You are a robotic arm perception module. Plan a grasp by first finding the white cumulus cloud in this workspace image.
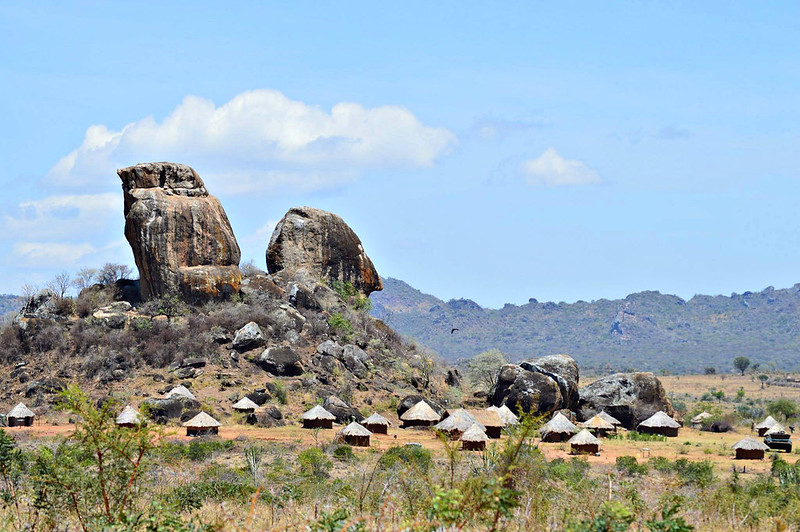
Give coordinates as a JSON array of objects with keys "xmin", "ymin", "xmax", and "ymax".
[
  {"xmin": 521, "ymin": 148, "xmax": 600, "ymax": 186},
  {"xmin": 48, "ymin": 89, "xmax": 457, "ymax": 194},
  {"xmin": 12, "ymin": 242, "xmax": 98, "ymax": 266},
  {"xmin": 3, "ymin": 193, "xmax": 120, "ymax": 240}
]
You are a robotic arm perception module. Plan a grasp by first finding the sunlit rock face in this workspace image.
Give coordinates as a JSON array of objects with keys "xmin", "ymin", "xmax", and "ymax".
[{"xmin": 119, "ymin": 162, "xmax": 242, "ymax": 302}]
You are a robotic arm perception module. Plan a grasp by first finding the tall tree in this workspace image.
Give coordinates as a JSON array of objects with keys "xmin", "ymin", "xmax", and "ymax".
[
  {"xmin": 733, "ymin": 356, "xmax": 750, "ymax": 376},
  {"xmin": 467, "ymin": 349, "xmax": 507, "ymax": 394}
]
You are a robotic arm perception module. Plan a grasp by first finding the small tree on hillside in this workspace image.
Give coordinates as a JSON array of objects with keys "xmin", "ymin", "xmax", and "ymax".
[
  {"xmin": 733, "ymin": 356, "xmax": 750, "ymax": 376},
  {"xmin": 758, "ymin": 374, "xmax": 769, "ymax": 389},
  {"xmin": 467, "ymin": 349, "xmax": 507, "ymax": 395},
  {"xmin": 767, "ymin": 398, "xmax": 799, "ymax": 421}
]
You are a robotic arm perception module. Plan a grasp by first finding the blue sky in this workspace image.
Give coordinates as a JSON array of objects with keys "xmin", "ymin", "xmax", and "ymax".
[{"xmin": 2, "ymin": 2, "xmax": 799, "ymax": 307}]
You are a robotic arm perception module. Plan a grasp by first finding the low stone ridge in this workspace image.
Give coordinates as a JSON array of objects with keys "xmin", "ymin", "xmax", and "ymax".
[
  {"xmin": 492, "ymin": 354, "xmax": 579, "ymax": 416},
  {"xmin": 577, "ymin": 372, "xmax": 674, "ymax": 429},
  {"xmin": 266, "ymin": 206, "xmax": 383, "ymax": 295},
  {"xmin": 119, "ymin": 162, "xmax": 242, "ymax": 302}
]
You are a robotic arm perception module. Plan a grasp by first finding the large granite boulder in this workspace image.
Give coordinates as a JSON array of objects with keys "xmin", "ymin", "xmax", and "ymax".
[
  {"xmin": 142, "ymin": 396, "xmax": 201, "ymax": 424},
  {"xmin": 578, "ymin": 372, "xmax": 674, "ymax": 429},
  {"xmin": 233, "ymin": 322, "xmax": 267, "ymax": 352},
  {"xmin": 119, "ymin": 162, "xmax": 242, "ymax": 302},
  {"xmin": 266, "ymin": 206, "xmax": 382, "ymax": 295},
  {"xmin": 323, "ymin": 395, "xmax": 364, "ymax": 423},
  {"xmin": 257, "ymin": 347, "xmax": 304, "ymax": 376},
  {"xmin": 492, "ymin": 354, "xmax": 579, "ymax": 416}
]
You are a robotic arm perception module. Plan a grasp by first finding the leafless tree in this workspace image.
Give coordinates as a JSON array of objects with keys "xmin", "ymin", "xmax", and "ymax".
[
  {"xmin": 98, "ymin": 263, "xmax": 133, "ymax": 285},
  {"xmin": 73, "ymin": 268, "xmax": 99, "ymax": 291},
  {"xmin": 48, "ymin": 272, "xmax": 72, "ymax": 298}
]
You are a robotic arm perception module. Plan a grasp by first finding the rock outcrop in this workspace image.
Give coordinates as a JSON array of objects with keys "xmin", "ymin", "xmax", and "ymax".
[
  {"xmin": 119, "ymin": 162, "xmax": 242, "ymax": 302},
  {"xmin": 266, "ymin": 207, "xmax": 382, "ymax": 295},
  {"xmin": 492, "ymin": 354, "xmax": 579, "ymax": 416},
  {"xmin": 577, "ymin": 372, "xmax": 673, "ymax": 429}
]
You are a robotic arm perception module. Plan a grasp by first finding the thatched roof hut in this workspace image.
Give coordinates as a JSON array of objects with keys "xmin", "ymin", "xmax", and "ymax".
[
  {"xmin": 756, "ymin": 415, "xmax": 779, "ymax": 436},
  {"xmin": 232, "ymin": 397, "xmax": 259, "ymax": 413},
  {"xmin": 339, "ymin": 422, "xmax": 372, "ymax": 447},
  {"xmin": 302, "ymin": 405, "xmax": 336, "ymax": 429},
  {"xmin": 434, "ymin": 409, "xmax": 484, "ymax": 438},
  {"xmin": 471, "ymin": 409, "xmax": 504, "ymax": 438},
  {"xmin": 691, "ymin": 412, "xmax": 712, "ymax": 427},
  {"xmin": 460, "ymin": 423, "xmax": 489, "ymax": 451},
  {"xmin": 568, "ymin": 429, "xmax": 601, "ymax": 454},
  {"xmin": 732, "ymin": 437, "xmax": 769, "ymax": 460},
  {"xmin": 165, "ymin": 385, "xmax": 196, "ymax": 401},
  {"xmin": 539, "ymin": 412, "xmax": 579, "ymax": 442},
  {"xmin": 400, "ymin": 401, "xmax": 441, "ymax": 428},
  {"xmin": 362, "ymin": 413, "xmax": 391, "ymax": 434},
  {"xmin": 6, "ymin": 403, "xmax": 35, "ymax": 427},
  {"xmin": 183, "ymin": 412, "xmax": 220, "ymax": 437},
  {"xmin": 637, "ymin": 411, "xmax": 680, "ymax": 437},
  {"xmin": 115, "ymin": 405, "xmax": 143, "ymax": 428},
  {"xmin": 765, "ymin": 423, "xmax": 787, "ymax": 436},
  {"xmin": 488, "ymin": 405, "xmax": 519, "ymax": 426},
  {"xmin": 581, "ymin": 414, "xmax": 615, "ymax": 436},
  {"xmin": 597, "ymin": 411, "xmax": 622, "ymax": 428}
]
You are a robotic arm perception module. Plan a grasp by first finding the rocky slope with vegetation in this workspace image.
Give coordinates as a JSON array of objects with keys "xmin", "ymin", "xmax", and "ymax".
[{"xmin": 371, "ymin": 277, "xmax": 800, "ymax": 374}]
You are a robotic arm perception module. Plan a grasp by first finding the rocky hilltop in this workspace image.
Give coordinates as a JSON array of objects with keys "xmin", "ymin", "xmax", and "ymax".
[
  {"xmin": 372, "ymin": 277, "xmax": 800, "ymax": 373},
  {"xmin": 119, "ymin": 162, "xmax": 242, "ymax": 302}
]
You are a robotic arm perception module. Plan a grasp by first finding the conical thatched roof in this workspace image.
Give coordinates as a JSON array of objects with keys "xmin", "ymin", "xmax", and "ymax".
[
  {"xmin": 339, "ymin": 421, "xmax": 372, "ymax": 437},
  {"xmin": 732, "ymin": 437, "xmax": 769, "ymax": 451},
  {"xmin": 470, "ymin": 409, "xmax": 503, "ymax": 428},
  {"xmin": 755, "ymin": 415, "xmax": 778, "ymax": 430},
  {"xmin": 638, "ymin": 411, "xmax": 681, "ymax": 429},
  {"xmin": 597, "ymin": 411, "xmax": 622, "ymax": 427},
  {"xmin": 581, "ymin": 414, "xmax": 615, "ymax": 431},
  {"xmin": 165, "ymin": 385, "xmax": 196, "ymax": 400},
  {"xmin": 539, "ymin": 412, "xmax": 579, "ymax": 436},
  {"xmin": 183, "ymin": 411, "xmax": 221, "ymax": 428},
  {"xmin": 765, "ymin": 423, "xmax": 787, "ymax": 435},
  {"xmin": 400, "ymin": 401, "xmax": 441, "ymax": 422},
  {"xmin": 232, "ymin": 397, "xmax": 259, "ymax": 411},
  {"xmin": 7, "ymin": 403, "xmax": 34, "ymax": 418},
  {"xmin": 435, "ymin": 408, "xmax": 484, "ymax": 433},
  {"xmin": 115, "ymin": 405, "xmax": 143, "ymax": 425},
  {"xmin": 460, "ymin": 423, "xmax": 489, "ymax": 443},
  {"xmin": 363, "ymin": 412, "xmax": 391, "ymax": 426},
  {"xmin": 302, "ymin": 405, "xmax": 336, "ymax": 421},
  {"xmin": 488, "ymin": 405, "xmax": 519, "ymax": 426},
  {"xmin": 691, "ymin": 412, "xmax": 713, "ymax": 424},
  {"xmin": 568, "ymin": 429, "xmax": 601, "ymax": 446}
]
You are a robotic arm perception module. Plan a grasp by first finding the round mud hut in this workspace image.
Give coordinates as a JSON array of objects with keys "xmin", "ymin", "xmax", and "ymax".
[
  {"xmin": 339, "ymin": 422, "xmax": 372, "ymax": 447},
  {"xmin": 597, "ymin": 411, "xmax": 623, "ymax": 429},
  {"xmin": 362, "ymin": 412, "xmax": 391, "ymax": 434},
  {"xmin": 568, "ymin": 429, "xmax": 601, "ymax": 455},
  {"xmin": 115, "ymin": 405, "xmax": 143, "ymax": 428},
  {"xmin": 183, "ymin": 412, "xmax": 221, "ymax": 437},
  {"xmin": 755, "ymin": 415, "xmax": 779, "ymax": 436},
  {"xmin": 302, "ymin": 405, "xmax": 336, "ymax": 429},
  {"xmin": 539, "ymin": 412, "xmax": 579, "ymax": 442},
  {"xmin": 488, "ymin": 404, "xmax": 519, "ymax": 427},
  {"xmin": 400, "ymin": 400, "xmax": 441, "ymax": 428},
  {"xmin": 434, "ymin": 408, "xmax": 484, "ymax": 439},
  {"xmin": 637, "ymin": 411, "xmax": 681, "ymax": 437},
  {"xmin": 732, "ymin": 437, "xmax": 769, "ymax": 460},
  {"xmin": 6, "ymin": 403, "xmax": 35, "ymax": 427},
  {"xmin": 232, "ymin": 397, "xmax": 259, "ymax": 414},
  {"xmin": 581, "ymin": 414, "xmax": 615, "ymax": 437},
  {"xmin": 471, "ymin": 409, "xmax": 504, "ymax": 439},
  {"xmin": 460, "ymin": 423, "xmax": 489, "ymax": 451}
]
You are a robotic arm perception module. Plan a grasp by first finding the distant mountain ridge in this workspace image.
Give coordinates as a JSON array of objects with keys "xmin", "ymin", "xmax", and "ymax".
[
  {"xmin": 370, "ymin": 278, "xmax": 800, "ymax": 373},
  {"xmin": 0, "ymin": 294, "xmax": 23, "ymax": 319}
]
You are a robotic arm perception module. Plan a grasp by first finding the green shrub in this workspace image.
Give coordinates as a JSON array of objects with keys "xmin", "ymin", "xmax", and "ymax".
[
  {"xmin": 328, "ymin": 313, "xmax": 354, "ymax": 339},
  {"xmin": 333, "ymin": 445, "xmax": 355, "ymax": 462},
  {"xmin": 378, "ymin": 445, "xmax": 432, "ymax": 473},
  {"xmin": 673, "ymin": 459, "xmax": 714, "ymax": 488},
  {"xmin": 273, "ymin": 381, "xmax": 288, "ymax": 405},
  {"xmin": 297, "ymin": 448, "xmax": 332, "ymax": 478},
  {"xmin": 568, "ymin": 500, "xmax": 634, "ymax": 532},
  {"xmin": 649, "ymin": 456, "xmax": 673, "ymax": 472},
  {"xmin": 616, "ymin": 456, "xmax": 648, "ymax": 476}
]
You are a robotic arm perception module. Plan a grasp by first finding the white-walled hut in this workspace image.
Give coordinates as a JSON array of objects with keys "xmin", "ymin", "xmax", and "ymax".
[
  {"xmin": 232, "ymin": 397, "xmax": 259, "ymax": 414},
  {"xmin": 302, "ymin": 405, "xmax": 336, "ymax": 429},
  {"xmin": 637, "ymin": 411, "xmax": 681, "ymax": 437},
  {"xmin": 183, "ymin": 412, "xmax": 221, "ymax": 437},
  {"xmin": 539, "ymin": 412, "xmax": 579, "ymax": 442},
  {"xmin": 460, "ymin": 423, "xmax": 490, "ymax": 451},
  {"xmin": 756, "ymin": 415, "xmax": 779, "ymax": 436},
  {"xmin": 115, "ymin": 405, "xmax": 144, "ymax": 428},
  {"xmin": 6, "ymin": 403, "xmax": 35, "ymax": 427},
  {"xmin": 568, "ymin": 429, "xmax": 601, "ymax": 455},
  {"xmin": 581, "ymin": 414, "xmax": 616, "ymax": 437},
  {"xmin": 434, "ymin": 409, "xmax": 484, "ymax": 439},
  {"xmin": 400, "ymin": 401, "xmax": 441, "ymax": 428},
  {"xmin": 488, "ymin": 404, "xmax": 519, "ymax": 427},
  {"xmin": 362, "ymin": 413, "xmax": 391, "ymax": 434},
  {"xmin": 339, "ymin": 422, "xmax": 372, "ymax": 447},
  {"xmin": 732, "ymin": 437, "xmax": 769, "ymax": 460}
]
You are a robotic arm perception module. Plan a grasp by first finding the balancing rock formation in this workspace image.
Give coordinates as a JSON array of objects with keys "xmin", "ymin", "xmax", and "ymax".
[
  {"xmin": 267, "ymin": 206, "xmax": 383, "ymax": 295},
  {"xmin": 119, "ymin": 162, "xmax": 242, "ymax": 302}
]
